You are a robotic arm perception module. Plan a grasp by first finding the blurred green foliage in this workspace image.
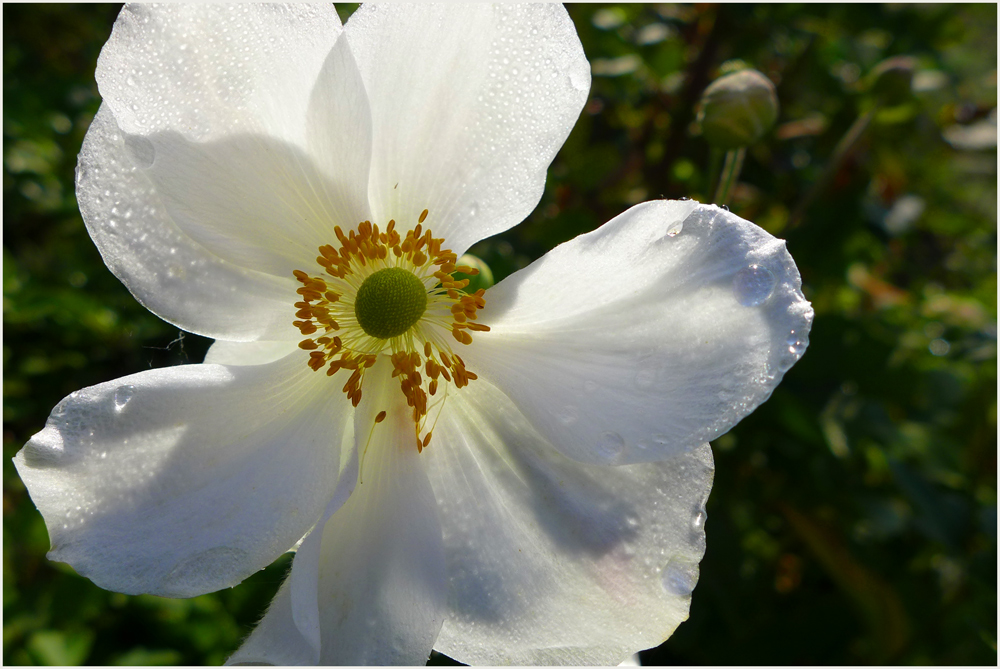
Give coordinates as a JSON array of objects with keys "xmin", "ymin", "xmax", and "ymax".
[{"xmin": 4, "ymin": 3, "xmax": 996, "ymax": 665}]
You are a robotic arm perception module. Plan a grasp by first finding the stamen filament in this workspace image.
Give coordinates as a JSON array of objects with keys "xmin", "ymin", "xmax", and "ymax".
[{"xmin": 292, "ymin": 209, "xmax": 490, "ymax": 450}]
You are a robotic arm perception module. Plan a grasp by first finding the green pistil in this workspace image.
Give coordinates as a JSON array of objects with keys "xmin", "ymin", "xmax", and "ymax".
[{"xmin": 354, "ymin": 267, "xmax": 427, "ymax": 339}]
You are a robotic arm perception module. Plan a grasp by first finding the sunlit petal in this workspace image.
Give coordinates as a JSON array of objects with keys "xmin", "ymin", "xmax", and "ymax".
[
  {"xmin": 96, "ymin": 4, "xmax": 342, "ymax": 145},
  {"xmin": 204, "ymin": 340, "xmax": 299, "ymax": 366},
  {"xmin": 312, "ymin": 359, "xmax": 447, "ymax": 664},
  {"xmin": 78, "ymin": 105, "xmax": 296, "ymax": 342},
  {"xmin": 229, "ymin": 447, "xmax": 360, "ymax": 666},
  {"xmin": 426, "ymin": 378, "xmax": 714, "ymax": 664},
  {"xmin": 467, "ymin": 200, "xmax": 813, "ymax": 465},
  {"xmin": 14, "ymin": 354, "xmax": 352, "ymax": 597},
  {"xmin": 345, "ymin": 4, "xmax": 590, "ymax": 255},
  {"xmin": 137, "ymin": 129, "xmax": 366, "ymax": 278}
]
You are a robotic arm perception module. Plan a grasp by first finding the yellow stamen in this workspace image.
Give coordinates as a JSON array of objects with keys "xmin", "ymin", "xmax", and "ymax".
[{"xmin": 292, "ymin": 209, "xmax": 489, "ymax": 450}]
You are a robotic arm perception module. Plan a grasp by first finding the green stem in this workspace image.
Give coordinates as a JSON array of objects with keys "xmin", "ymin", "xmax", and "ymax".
[
  {"xmin": 713, "ymin": 147, "xmax": 746, "ymax": 206},
  {"xmin": 706, "ymin": 146, "xmax": 724, "ymax": 202},
  {"xmin": 790, "ymin": 105, "xmax": 879, "ymax": 227}
]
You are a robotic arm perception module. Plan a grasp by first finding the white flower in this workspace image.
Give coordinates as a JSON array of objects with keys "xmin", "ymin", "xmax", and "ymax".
[{"xmin": 13, "ymin": 4, "xmax": 813, "ymax": 666}]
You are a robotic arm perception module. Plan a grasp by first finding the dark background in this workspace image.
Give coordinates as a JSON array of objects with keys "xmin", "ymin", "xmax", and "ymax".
[{"xmin": 4, "ymin": 4, "xmax": 996, "ymax": 665}]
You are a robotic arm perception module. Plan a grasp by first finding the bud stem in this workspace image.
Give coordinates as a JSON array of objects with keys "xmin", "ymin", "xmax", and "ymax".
[
  {"xmin": 714, "ymin": 147, "xmax": 746, "ymax": 207},
  {"xmin": 790, "ymin": 105, "xmax": 879, "ymax": 227}
]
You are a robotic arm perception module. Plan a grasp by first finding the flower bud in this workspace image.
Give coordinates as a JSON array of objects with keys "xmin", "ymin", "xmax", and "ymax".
[
  {"xmin": 696, "ymin": 69, "xmax": 779, "ymax": 150},
  {"xmin": 455, "ymin": 253, "xmax": 495, "ymax": 294},
  {"xmin": 868, "ymin": 56, "xmax": 916, "ymax": 106}
]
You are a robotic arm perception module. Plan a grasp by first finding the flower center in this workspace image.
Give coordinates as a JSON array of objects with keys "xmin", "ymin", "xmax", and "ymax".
[
  {"xmin": 354, "ymin": 267, "xmax": 427, "ymax": 339},
  {"xmin": 291, "ymin": 210, "xmax": 489, "ymax": 451}
]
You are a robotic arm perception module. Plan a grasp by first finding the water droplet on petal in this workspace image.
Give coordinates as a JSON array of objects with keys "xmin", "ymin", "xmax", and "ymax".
[
  {"xmin": 733, "ymin": 264, "xmax": 776, "ymax": 307},
  {"xmin": 114, "ymin": 385, "xmax": 135, "ymax": 411},
  {"xmin": 666, "ymin": 220, "xmax": 683, "ymax": 237},
  {"xmin": 597, "ymin": 431, "xmax": 625, "ymax": 461},
  {"xmin": 661, "ymin": 558, "xmax": 700, "ymax": 596},
  {"xmin": 569, "ymin": 68, "xmax": 589, "ymax": 91},
  {"xmin": 692, "ymin": 507, "xmax": 707, "ymax": 531},
  {"xmin": 124, "ymin": 134, "xmax": 156, "ymax": 168}
]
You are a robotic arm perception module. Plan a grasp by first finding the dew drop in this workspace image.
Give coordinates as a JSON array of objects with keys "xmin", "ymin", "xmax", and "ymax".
[
  {"xmin": 692, "ymin": 507, "xmax": 706, "ymax": 531},
  {"xmin": 785, "ymin": 330, "xmax": 805, "ymax": 355},
  {"xmin": 785, "ymin": 330, "xmax": 806, "ymax": 357},
  {"xmin": 124, "ymin": 134, "xmax": 156, "ymax": 168},
  {"xmin": 666, "ymin": 220, "xmax": 683, "ymax": 237},
  {"xmin": 597, "ymin": 431, "xmax": 625, "ymax": 461},
  {"xmin": 114, "ymin": 385, "xmax": 135, "ymax": 411},
  {"xmin": 661, "ymin": 558, "xmax": 699, "ymax": 596},
  {"xmin": 733, "ymin": 264, "xmax": 776, "ymax": 307}
]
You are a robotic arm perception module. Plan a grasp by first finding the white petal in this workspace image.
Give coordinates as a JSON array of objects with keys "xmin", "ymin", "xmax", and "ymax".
[
  {"xmin": 229, "ymin": 363, "xmax": 447, "ymax": 666},
  {"xmin": 466, "ymin": 200, "xmax": 813, "ymax": 465},
  {"xmin": 304, "ymin": 33, "xmax": 373, "ymax": 233},
  {"xmin": 204, "ymin": 340, "xmax": 298, "ymax": 366},
  {"xmin": 426, "ymin": 379, "xmax": 715, "ymax": 665},
  {"xmin": 345, "ymin": 4, "xmax": 590, "ymax": 254},
  {"xmin": 229, "ymin": 448, "xmax": 360, "ymax": 666},
  {"xmin": 96, "ymin": 4, "xmax": 341, "ymax": 145},
  {"xmin": 124, "ymin": 31, "xmax": 377, "ymax": 279},
  {"xmin": 313, "ymin": 358, "xmax": 446, "ymax": 664},
  {"xmin": 78, "ymin": 105, "xmax": 296, "ymax": 342},
  {"xmin": 225, "ymin": 579, "xmax": 317, "ymax": 666},
  {"xmin": 139, "ymin": 127, "xmax": 367, "ymax": 278},
  {"xmin": 13, "ymin": 353, "xmax": 353, "ymax": 598}
]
